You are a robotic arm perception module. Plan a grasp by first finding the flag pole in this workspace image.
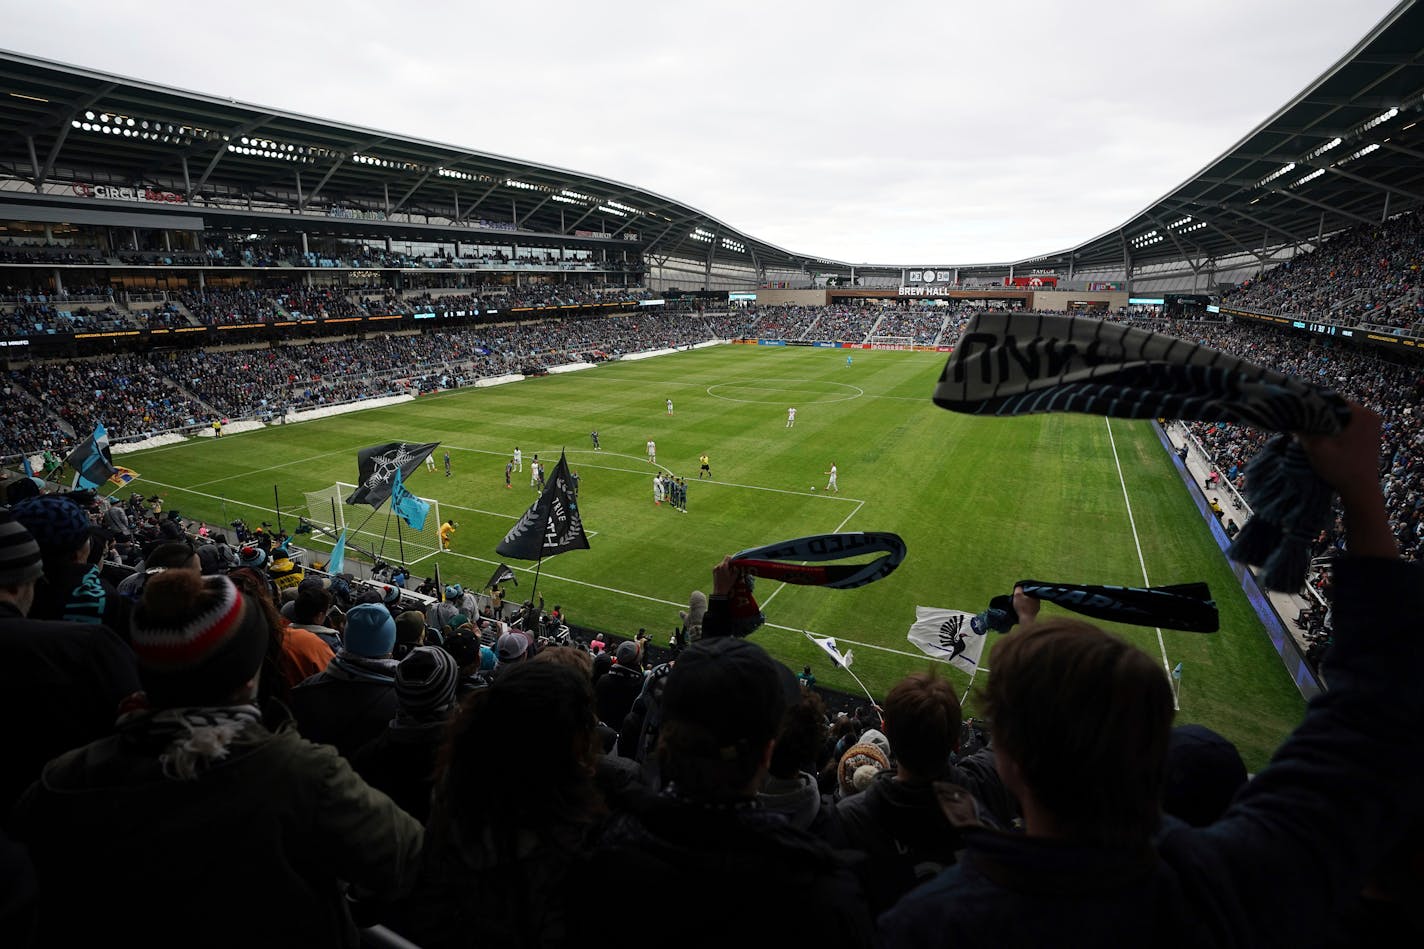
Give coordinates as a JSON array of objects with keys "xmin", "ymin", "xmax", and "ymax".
[
  {"xmin": 801, "ymin": 630, "xmax": 878, "ymax": 711},
  {"xmin": 395, "ymin": 511, "xmax": 406, "ymax": 567}
]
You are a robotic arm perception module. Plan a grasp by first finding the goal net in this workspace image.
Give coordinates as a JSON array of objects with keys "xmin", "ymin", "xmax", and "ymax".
[
  {"xmin": 867, "ymin": 335, "xmax": 914, "ymax": 351},
  {"xmin": 301, "ymin": 482, "xmax": 443, "ymax": 562}
]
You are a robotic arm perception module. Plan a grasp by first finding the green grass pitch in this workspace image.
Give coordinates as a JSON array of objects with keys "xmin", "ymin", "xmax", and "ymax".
[{"xmin": 121, "ymin": 345, "xmax": 1306, "ymax": 771}]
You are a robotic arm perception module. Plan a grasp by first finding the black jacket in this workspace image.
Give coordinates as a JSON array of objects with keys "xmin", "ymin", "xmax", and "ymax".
[
  {"xmin": 288, "ymin": 659, "xmax": 399, "ymax": 759},
  {"xmin": 0, "ymin": 602, "xmax": 139, "ymax": 822},
  {"xmin": 594, "ymin": 663, "xmax": 644, "ymax": 729}
]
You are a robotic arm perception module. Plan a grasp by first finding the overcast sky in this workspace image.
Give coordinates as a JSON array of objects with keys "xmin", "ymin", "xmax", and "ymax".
[{"xmin": 4, "ymin": 0, "xmax": 1404, "ymax": 263}]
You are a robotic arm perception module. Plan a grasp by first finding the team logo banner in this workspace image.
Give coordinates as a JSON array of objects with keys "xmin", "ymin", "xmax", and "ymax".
[
  {"xmin": 906, "ymin": 607, "xmax": 986, "ymax": 676},
  {"xmin": 496, "ymin": 451, "xmax": 590, "ymax": 561},
  {"xmin": 345, "ymin": 441, "xmax": 440, "ymax": 507}
]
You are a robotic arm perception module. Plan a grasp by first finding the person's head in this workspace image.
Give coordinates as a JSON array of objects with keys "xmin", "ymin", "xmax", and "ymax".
[
  {"xmin": 144, "ymin": 541, "xmax": 201, "ymax": 577},
  {"xmin": 497, "ymin": 630, "xmax": 531, "ymax": 664},
  {"xmin": 0, "ymin": 509, "xmax": 45, "ymax": 615},
  {"xmin": 983, "ymin": 618, "xmax": 1174, "ymax": 848},
  {"xmin": 435, "ymin": 660, "xmax": 601, "ymax": 837},
  {"xmin": 614, "ymin": 640, "xmax": 641, "ymax": 672},
  {"xmin": 531, "ymin": 643, "xmax": 594, "ymax": 679},
  {"xmin": 883, "ymin": 669, "xmax": 961, "ymax": 781},
  {"xmin": 395, "ymin": 610, "xmax": 427, "ymax": 647},
  {"xmin": 343, "ymin": 603, "xmax": 397, "ymax": 659},
  {"xmin": 85, "ymin": 527, "xmax": 111, "ymax": 566},
  {"xmin": 130, "ymin": 572, "xmax": 270, "ymax": 707},
  {"xmin": 658, "ymin": 637, "xmax": 797, "ymax": 801},
  {"xmin": 11, "ymin": 495, "xmax": 92, "ymax": 575},
  {"xmin": 769, "ymin": 688, "xmax": 828, "ymax": 780},
  {"xmin": 395, "ymin": 646, "xmax": 459, "ymax": 723},
  {"xmin": 1163, "ymin": 724, "xmax": 1248, "ymax": 828},
  {"xmin": 292, "ymin": 585, "xmax": 333, "ymax": 625}
]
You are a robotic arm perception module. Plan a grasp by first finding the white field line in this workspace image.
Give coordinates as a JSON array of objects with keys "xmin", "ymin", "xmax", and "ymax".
[
  {"xmin": 1105, "ymin": 417, "xmax": 1178, "ymax": 710},
  {"xmin": 188, "ymin": 447, "xmax": 352, "ymax": 488}
]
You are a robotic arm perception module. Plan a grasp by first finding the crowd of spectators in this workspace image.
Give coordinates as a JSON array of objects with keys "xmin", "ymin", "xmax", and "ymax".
[
  {"xmin": 10, "ymin": 355, "xmax": 204, "ymax": 442},
  {"xmin": 1223, "ymin": 208, "xmax": 1423, "ymax": 333},
  {"xmin": 738, "ymin": 304, "xmax": 970, "ymax": 344},
  {"xmin": 1, "ymin": 425, "xmax": 1418, "ymax": 944}
]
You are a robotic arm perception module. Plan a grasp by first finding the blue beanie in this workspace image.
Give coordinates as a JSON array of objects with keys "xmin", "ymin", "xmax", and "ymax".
[
  {"xmin": 444, "ymin": 583, "xmax": 463, "ymax": 600},
  {"xmin": 12, "ymin": 495, "xmax": 91, "ymax": 553},
  {"xmin": 344, "ymin": 603, "xmax": 397, "ymax": 658},
  {"xmin": 478, "ymin": 644, "xmax": 497, "ymax": 673}
]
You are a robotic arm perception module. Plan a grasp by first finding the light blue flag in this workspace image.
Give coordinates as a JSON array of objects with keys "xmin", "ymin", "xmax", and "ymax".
[
  {"xmin": 22, "ymin": 455, "xmax": 34, "ymax": 478},
  {"xmin": 1172, "ymin": 662, "xmax": 1183, "ymax": 681},
  {"xmin": 390, "ymin": 467, "xmax": 431, "ymax": 532},
  {"xmin": 67, "ymin": 422, "xmax": 117, "ymax": 489},
  {"xmin": 327, "ymin": 530, "xmax": 348, "ymax": 575}
]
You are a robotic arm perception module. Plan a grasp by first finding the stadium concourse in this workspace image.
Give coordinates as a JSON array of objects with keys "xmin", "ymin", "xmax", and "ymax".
[{"xmin": 4, "ymin": 4, "xmax": 1424, "ymax": 942}]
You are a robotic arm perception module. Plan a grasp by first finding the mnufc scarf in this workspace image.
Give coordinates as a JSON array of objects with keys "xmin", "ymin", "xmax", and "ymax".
[
  {"xmin": 976, "ymin": 580, "xmax": 1219, "ymax": 635},
  {"xmin": 725, "ymin": 533, "xmax": 907, "ymax": 636},
  {"xmin": 935, "ymin": 312, "xmax": 1351, "ymax": 590}
]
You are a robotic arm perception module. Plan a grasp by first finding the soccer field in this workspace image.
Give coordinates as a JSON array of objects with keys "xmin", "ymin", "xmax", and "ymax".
[{"xmin": 120, "ymin": 345, "xmax": 1305, "ymax": 770}]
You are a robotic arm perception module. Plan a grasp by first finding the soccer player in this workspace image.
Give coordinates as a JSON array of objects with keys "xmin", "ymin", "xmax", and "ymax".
[
  {"xmin": 698, "ymin": 453, "xmax": 711, "ymax": 479},
  {"xmin": 426, "ymin": 452, "xmax": 436, "ymax": 473},
  {"xmin": 786, "ymin": 407, "xmax": 797, "ymax": 428},
  {"xmin": 504, "ymin": 458, "xmax": 513, "ymax": 489},
  {"xmin": 536, "ymin": 461, "xmax": 546, "ymax": 491},
  {"xmin": 846, "ymin": 355, "xmax": 853, "ymax": 368},
  {"xmin": 444, "ymin": 451, "xmax": 452, "ymax": 478},
  {"xmin": 647, "ymin": 440, "xmax": 657, "ymax": 464},
  {"xmin": 439, "ymin": 519, "xmax": 457, "ymax": 550},
  {"xmin": 513, "ymin": 447, "xmax": 523, "ymax": 472},
  {"xmin": 591, "ymin": 430, "xmax": 601, "ymax": 451},
  {"xmin": 825, "ymin": 463, "xmax": 838, "ymax": 493},
  {"xmin": 667, "ymin": 398, "xmax": 674, "ymax": 415},
  {"xmin": 653, "ymin": 474, "xmax": 665, "ymax": 506},
  {"xmin": 571, "ymin": 469, "xmax": 580, "ymax": 499},
  {"xmin": 678, "ymin": 478, "xmax": 689, "ymax": 513}
]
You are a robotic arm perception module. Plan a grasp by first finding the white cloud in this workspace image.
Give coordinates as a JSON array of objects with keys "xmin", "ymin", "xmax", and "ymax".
[{"xmin": 4, "ymin": 0, "xmax": 1402, "ymax": 262}]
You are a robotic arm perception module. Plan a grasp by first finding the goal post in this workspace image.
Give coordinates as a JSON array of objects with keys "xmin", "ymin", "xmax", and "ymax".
[
  {"xmin": 300, "ymin": 481, "xmax": 443, "ymax": 563},
  {"xmin": 866, "ymin": 335, "xmax": 914, "ymax": 351}
]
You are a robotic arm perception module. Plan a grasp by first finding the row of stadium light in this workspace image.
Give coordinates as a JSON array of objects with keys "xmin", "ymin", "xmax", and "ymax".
[
  {"xmin": 1167, "ymin": 216, "xmax": 1207, "ymax": 234},
  {"xmin": 1130, "ymin": 229, "xmax": 1163, "ymax": 249},
  {"xmin": 690, "ymin": 228, "xmax": 714, "ymax": 243},
  {"xmin": 70, "ymin": 110, "xmax": 204, "ymax": 146},
  {"xmin": 1254, "ymin": 107, "xmax": 1401, "ymax": 194}
]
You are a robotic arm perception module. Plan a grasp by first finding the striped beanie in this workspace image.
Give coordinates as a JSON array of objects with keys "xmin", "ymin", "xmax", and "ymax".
[
  {"xmin": 395, "ymin": 646, "xmax": 459, "ymax": 719},
  {"xmin": 0, "ymin": 510, "xmax": 44, "ymax": 587},
  {"xmin": 238, "ymin": 545, "xmax": 267, "ymax": 568},
  {"xmin": 130, "ymin": 572, "xmax": 270, "ymax": 707}
]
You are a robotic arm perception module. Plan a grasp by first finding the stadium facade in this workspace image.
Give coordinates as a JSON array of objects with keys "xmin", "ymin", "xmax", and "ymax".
[{"xmin": 0, "ymin": 0, "xmax": 1421, "ymax": 341}]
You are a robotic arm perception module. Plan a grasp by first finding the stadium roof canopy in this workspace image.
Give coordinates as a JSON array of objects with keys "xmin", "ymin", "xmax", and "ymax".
[{"xmin": 1, "ymin": 0, "xmax": 1422, "ymax": 281}]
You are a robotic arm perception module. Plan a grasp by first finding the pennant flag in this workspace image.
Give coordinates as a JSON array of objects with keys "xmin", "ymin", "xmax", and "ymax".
[
  {"xmin": 810, "ymin": 635, "xmax": 851, "ymax": 669},
  {"xmin": 390, "ymin": 468, "xmax": 431, "ymax": 531},
  {"xmin": 326, "ymin": 530, "xmax": 348, "ymax": 575},
  {"xmin": 107, "ymin": 466, "xmax": 141, "ymax": 488},
  {"xmin": 933, "ymin": 312, "xmax": 1351, "ymax": 591},
  {"xmin": 346, "ymin": 441, "xmax": 440, "ymax": 507},
  {"xmin": 65, "ymin": 423, "xmax": 117, "ymax": 490},
  {"xmin": 21, "ymin": 456, "xmax": 34, "ymax": 478},
  {"xmin": 907, "ymin": 607, "xmax": 987, "ymax": 676},
  {"xmin": 484, "ymin": 563, "xmax": 518, "ymax": 590},
  {"xmin": 1172, "ymin": 662, "xmax": 1183, "ymax": 681},
  {"xmin": 496, "ymin": 450, "xmax": 590, "ymax": 561},
  {"xmin": 975, "ymin": 580, "xmax": 1219, "ymax": 634}
]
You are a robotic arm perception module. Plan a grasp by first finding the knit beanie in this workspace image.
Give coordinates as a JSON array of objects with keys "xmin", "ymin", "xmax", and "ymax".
[
  {"xmin": 130, "ymin": 572, "xmax": 270, "ymax": 707},
  {"xmin": 0, "ymin": 510, "xmax": 44, "ymax": 587},
  {"xmin": 837, "ymin": 741, "xmax": 890, "ymax": 798},
  {"xmin": 344, "ymin": 603, "xmax": 397, "ymax": 657},
  {"xmin": 395, "ymin": 610, "xmax": 427, "ymax": 644},
  {"xmin": 237, "ymin": 545, "xmax": 267, "ymax": 568},
  {"xmin": 11, "ymin": 495, "xmax": 91, "ymax": 555},
  {"xmin": 395, "ymin": 646, "xmax": 459, "ymax": 718}
]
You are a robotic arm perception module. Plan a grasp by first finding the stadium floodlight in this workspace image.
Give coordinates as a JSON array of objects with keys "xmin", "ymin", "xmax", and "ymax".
[
  {"xmin": 1169, "ymin": 216, "xmax": 1193, "ymax": 229},
  {"xmin": 1337, "ymin": 142, "xmax": 1380, "ymax": 165},
  {"xmin": 1257, "ymin": 163, "xmax": 1295, "ymax": 188},
  {"xmin": 561, "ymin": 189, "xmax": 593, "ymax": 201},
  {"xmin": 84, "ymin": 110, "xmax": 95, "ymax": 120},
  {"xmin": 596, "ymin": 205, "xmax": 626, "ymax": 217},
  {"xmin": 1291, "ymin": 169, "xmax": 1325, "ymax": 188},
  {"xmin": 1356, "ymin": 108, "xmax": 1398, "ymax": 134}
]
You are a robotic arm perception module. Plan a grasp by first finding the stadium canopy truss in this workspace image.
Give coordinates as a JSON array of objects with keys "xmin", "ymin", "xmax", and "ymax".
[{"xmin": 0, "ymin": 0, "xmax": 1422, "ymax": 293}]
